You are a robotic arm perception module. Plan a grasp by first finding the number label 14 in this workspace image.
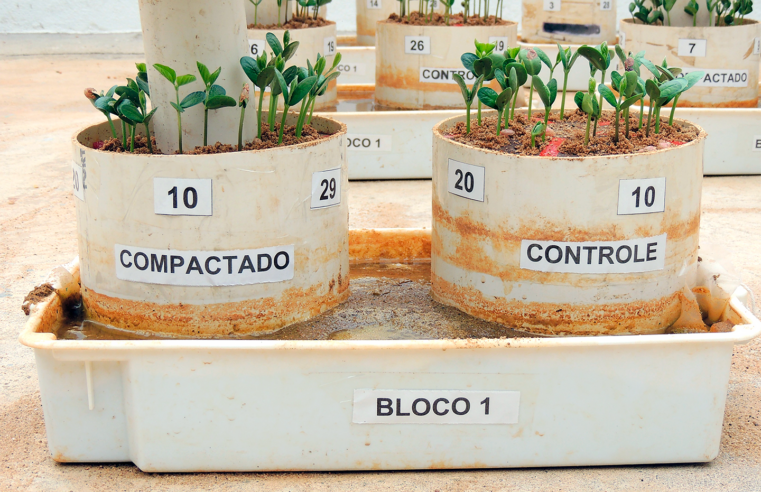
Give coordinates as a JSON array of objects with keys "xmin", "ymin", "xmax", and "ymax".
[
  {"xmin": 311, "ymin": 168, "xmax": 341, "ymax": 210},
  {"xmin": 72, "ymin": 161, "xmax": 85, "ymax": 202},
  {"xmin": 678, "ymin": 38, "xmax": 707, "ymax": 57},
  {"xmin": 345, "ymin": 134, "xmax": 392, "ymax": 152},
  {"xmin": 367, "ymin": 0, "xmax": 382, "ymax": 8},
  {"xmin": 405, "ymin": 36, "xmax": 431, "ymax": 55},
  {"xmin": 618, "ymin": 177, "xmax": 666, "ymax": 215},
  {"xmin": 154, "ymin": 178, "xmax": 213, "ymax": 216},
  {"xmin": 448, "ymin": 159, "xmax": 485, "ymax": 202},
  {"xmin": 544, "ymin": 0, "xmax": 561, "ymax": 11}
]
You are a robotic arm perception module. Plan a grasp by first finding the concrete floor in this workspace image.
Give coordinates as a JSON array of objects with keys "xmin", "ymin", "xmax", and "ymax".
[{"xmin": 1, "ymin": 54, "xmax": 761, "ymax": 490}]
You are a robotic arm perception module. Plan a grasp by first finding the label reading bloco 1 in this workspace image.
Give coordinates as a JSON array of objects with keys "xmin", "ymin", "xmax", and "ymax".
[
  {"xmin": 154, "ymin": 178, "xmax": 213, "ymax": 216},
  {"xmin": 346, "ymin": 134, "xmax": 392, "ymax": 152},
  {"xmin": 678, "ymin": 38, "xmax": 707, "ymax": 57},
  {"xmin": 311, "ymin": 168, "xmax": 341, "ymax": 209},
  {"xmin": 337, "ymin": 62, "xmax": 367, "ymax": 76},
  {"xmin": 617, "ymin": 177, "xmax": 666, "ymax": 215},
  {"xmin": 324, "ymin": 37, "xmax": 337, "ymax": 56},
  {"xmin": 405, "ymin": 36, "xmax": 431, "ymax": 54},
  {"xmin": 520, "ymin": 234, "xmax": 667, "ymax": 274},
  {"xmin": 448, "ymin": 159, "xmax": 485, "ymax": 202},
  {"xmin": 352, "ymin": 390, "xmax": 521, "ymax": 424},
  {"xmin": 115, "ymin": 245, "xmax": 294, "ymax": 286},
  {"xmin": 680, "ymin": 69, "xmax": 748, "ymax": 87},
  {"xmin": 420, "ymin": 68, "xmax": 476, "ymax": 84},
  {"xmin": 544, "ymin": 0, "xmax": 561, "ymax": 11},
  {"xmin": 248, "ymin": 39, "xmax": 266, "ymax": 58}
]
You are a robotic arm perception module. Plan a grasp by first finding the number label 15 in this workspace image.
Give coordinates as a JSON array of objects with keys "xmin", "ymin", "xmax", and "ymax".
[
  {"xmin": 311, "ymin": 168, "xmax": 341, "ymax": 210},
  {"xmin": 447, "ymin": 159, "xmax": 485, "ymax": 202},
  {"xmin": 154, "ymin": 178, "xmax": 213, "ymax": 216},
  {"xmin": 405, "ymin": 36, "xmax": 431, "ymax": 55},
  {"xmin": 617, "ymin": 177, "xmax": 666, "ymax": 215}
]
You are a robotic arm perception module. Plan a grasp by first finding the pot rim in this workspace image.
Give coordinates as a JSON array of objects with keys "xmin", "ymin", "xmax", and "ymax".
[
  {"xmin": 73, "ymin": 113, "xmax": 347, "ymax": 159},
  {"xmin": 432, "ymin": 109, "xmax": 707, "ymax": 161},
  {"xmin": 621, "ymin": 17, "xmax": 759, "ymax": 29}
]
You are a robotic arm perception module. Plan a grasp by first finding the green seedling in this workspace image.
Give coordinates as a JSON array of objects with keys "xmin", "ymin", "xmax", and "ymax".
[
  {"xmin": 530, "ymin": 122, "xmax": 546, "ymax": 148},
  {"xmin": 238, "ymin": 84, "xmax": 249, "ymax": 151},
  {"xmin": 240, "ymin": 50, "xmax": 276, "ymax": 139},
  {"xmin": 135, "ymin": 63, "xmax": 150, "ymax": 98},
  {"xmin": 453, "ymin": 69, "xmax": 486, "ymax": 134},
  {"xmin": 304, "ymin": 52, "xmax": 342, "ymax": 126},
  {"xmin": 153, "ymin": 63, "xmax": 203, "ymax": 154},
  {"xmin": 117, "ymin": 87, "xmax": 158, "ymax": 152},
  {"xmin": 684, "ymin": 0, "xmax": 700, "ymax": 25},
  {"xmin": 519, "ymin": 48, "xmax": 542, "ymax": 120},
  {"xmin": 308, "ymin": 0, "xmax": 332, "ymax": 19},
  {"xmin": 265, "ymin": 31, "xmax": 300, "ymax": 130},
  {"xmin": 494, "ymin": 66, "xmax": 519, "ymax": 127},
  {"xmin": 477, "ymin": 85, "xmax": 513, "ymax": 134},
  {"xmin": 441, "ymin": 0, "xmax": 456, "ymax": 24},
  {"xmin": 85, "ymin": 86, "xmax": 119, "ymax": 140},
  {"xmin": 276, "ymin": 0, "xmax": 285, "ymax": 26},
  {"xmin": 556, "ymin": 44, "xmax": 580, "ymax": 119},
  {"xmin": 600, "ymin": 70, "xmax": 641, "ymax": 142},
  {"xmin": 462, "ymin": 40, "xmax": 501, "ymax": 125},
  {"xmin": 197, "ymin": 61, "xmax": 237, "ymax": 147},
  {"xmin": 574, "ymin": 78, "xmax": 600, "ymax": 147},
  {"xmin": 249, "ymin": 0, "xmax": 264, "ymax": 25},
  {"xmin": 533, "ymin": 76, "xmax": 557, "ymax": 141},
  {"xmin": 534, "ymin": 47, "xmax": 560, "ymax": 79},
  {"xmin": 578, "ymin": 42, "xmax": 611, "ymax": 136},
  {"xmin": 663, "ymin": 0, "xmax": 677, "ymax": 24},
  {"xmin": 502, "ymin": 60, "xmax": 527, "ymax": 121},
  {"xmin": 272, "ymin": 69, "xmax": 318, "ymax": 144}
]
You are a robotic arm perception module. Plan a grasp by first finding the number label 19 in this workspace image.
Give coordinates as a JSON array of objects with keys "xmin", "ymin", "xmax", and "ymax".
[
  {"xmin": 154, "ymin": 178, "xmax": 213, "ymax": 216},
  {"xmin": 677, "ymin": 38, "xmax": 707, "ymax": 57},
  {"xmin": 448, "ymin": 159, "xmax": 485, "ymax": 202},
  {"xmin": 488, "ymin": 36, "xmax": 509, "ymax": 52},
  {"xmin": 618, "ymin": 177, "xmax": 666, "ymax": 215},
  {"xmin": 248, "ymin": 39, "xmax": 266, "ymax": 58},
  {"xmin": 345, "ymin": 134, "xmax": 392, "ymax": 152},
  {"xmin": 311, "ymin": 168, "xmax": 341, "ymax": 210},
  {"xmin": 544, "ymin": 0, "xmax": 561, "ymax": 11},
  {"xmin": 405, "ymin": 36, "xmax": 431, "ymax": 55},
  {"xmin": 72, "ymin": 161, "xmax": 85, "ymax": 202},
  {"xmin": 367, "ymin": 0, "xmax": 382, "ymax": 8},
  {"xmin": 600, "ymin": 0, "xmax": 611, "ymax": 9},
  {"xmin": 323, "ymin": 37, "xmax": 337, "ymax": 56}
]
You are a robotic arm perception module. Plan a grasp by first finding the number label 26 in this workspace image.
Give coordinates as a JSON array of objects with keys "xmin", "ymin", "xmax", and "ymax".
[
  {"xmin": 311, "ymin": 168, "xmax": 342, "ymax": 209},
  {"xmin": 617, "ymin": 177, "xmax": 666, "ymax": 215},
  {"xmin": 447, "ymin": 159, "xmax": 485, "ymax": 202},
  {"xmin": 154, "ymin": 178, "xmax": 213, "ymax": 216},
  {"xmin": 405, "ymin": 36, "xmax": 431, "ymax": 55}
]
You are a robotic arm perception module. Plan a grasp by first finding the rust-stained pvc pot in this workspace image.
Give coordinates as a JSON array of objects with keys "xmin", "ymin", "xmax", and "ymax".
[
  {"xmin": 247, "ymin": 23, "xmax": 338, "ymax": 110},
  {"xmin": 355, "ymin": 0, "xmax": 443, "ymax": 46},
  {"xmin": 620, "ymin": 19, "xmax": 761, "ymax": 108},
  {"xmin": 521, "ymin": 0, "xmax": 617, "ymax": 44},
  {"xmin": 431, "ymin": 111, "xmax": 706, "ymax": 336},
  {"xmin": 71, "ymin": 114, "xmax": 349, "ymax": 337},
  {"xmin": 375, "ymin": 20, "xmax": 520, "ymax": 110}
]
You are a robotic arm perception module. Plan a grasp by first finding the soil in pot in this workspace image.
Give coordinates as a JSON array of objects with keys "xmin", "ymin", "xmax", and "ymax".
[
  {"xmin": 446, "ymin": 110, "xmax": 699, "ymax": 157},
  {"xmin": 248, "ymin": 16, "xmax": 333, "ymax": 29},
  {"xmin": 386, "ymin": 12, "xmax": 511, "ymax": 26},
  {"xmin": 97, "ymin": 135, "xmax": 160, "ymax": 154}
]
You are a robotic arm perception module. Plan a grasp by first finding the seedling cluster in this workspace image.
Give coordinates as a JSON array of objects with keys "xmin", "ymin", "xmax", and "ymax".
[
  {"xmin": 396, "ymin": 0, "xmax": 505, "ymax": 24},
  {"xmin": 630, "ymin": 0, "xmax": 753, "ymax": 26},
  {"xmin": 454, "ymin": 39, "xmax": 704, "ymax": 148},
  {"xmin": 86, "ymin": 31, "xmax": 341, "ymax": 154}
]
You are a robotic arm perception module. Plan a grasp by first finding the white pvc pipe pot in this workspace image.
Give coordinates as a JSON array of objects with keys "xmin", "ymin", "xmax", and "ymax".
[
  {"xmin": 138, "ymin": 0, "xmax": 249, "ymax": 154},
  {"xmin": 355, "ymin": 0, "xmax": 444, "ymax": 46},
  {"xmin": 375, "ymin": 21, "xmax": 520, "ymax": 109},
  {"xmin": 246, "ymin": 23, "xmax": 338, "ymax": 111},
  {"xmin": 521, "ymin": 0, "xmax": 617, "ymax": 44},
  {"xmin": 620, "ymin": 19, "xmax": 761, "ymax": 108},
  {"xmin": 72, "ymin": 115, "xmax": 349, "ymax": 337},
  {"xmin": 431, "ymin": 110, "xmax": 706, "ymax": 336}
]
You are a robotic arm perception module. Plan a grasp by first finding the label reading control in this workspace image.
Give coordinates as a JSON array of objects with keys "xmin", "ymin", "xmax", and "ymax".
[
  {"xmin": 447, "ymin": 159, "xmax": 485, "ymax": 202},
  {"xmin": 617, "ymin": 177, "xmax": 666, "ymax": 215},
  {"xmin": 310, "ymin": 168, "xmax": 341, "ymax": 209},
  {"xmin": 154, "ymin": 178, "xmax": 213, "ymax": 216},
  {"xmin": 405, "ymin": 36, "xmax": 431, "ymax": 55}
]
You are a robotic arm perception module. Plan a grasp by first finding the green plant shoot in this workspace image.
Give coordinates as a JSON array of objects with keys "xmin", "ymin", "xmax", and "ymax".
[
  {"xmin": 477, "ymin": 86, "xmax": 514, "ymax": 134},
  {"xmin": 153, "ymin": 63, "xmax": 203, "ymax": 154},
  {"xmin": 197, "ymin": 61, "xmax": 237, "ymax": 146}
]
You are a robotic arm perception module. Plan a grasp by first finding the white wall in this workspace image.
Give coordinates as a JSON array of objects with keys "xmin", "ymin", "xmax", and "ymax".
[{"xmin": 1, "ymin": 0, "xmax": 758, "ymax": 34}]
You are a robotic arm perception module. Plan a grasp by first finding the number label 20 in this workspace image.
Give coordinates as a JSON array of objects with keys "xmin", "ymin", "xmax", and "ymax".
[
  {"xmin": 311, "ymin": 168, "xmax": 342, "ymax": 209},
  {"xmin": 617, "ymin": 177, "xmax": 666, "ymax": 215},
  {"xmin": 447, "ymin": 159, "xmax": 485, "ymax": 202},
  {"xmin": 405, "ymin": 36, "xmax": 431, "ymax": 55},
  {"xmin": 154, "ymin": 178, "xmax": 213, "ymax": 216}
]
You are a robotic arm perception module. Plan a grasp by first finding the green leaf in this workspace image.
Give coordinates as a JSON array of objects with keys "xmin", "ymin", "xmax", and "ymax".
[
  {"xmin": 240, "ymin": 56, "xmax": 262, "ymax": 84},
  {"xmin": 282, "ymin": 41, "xmax": 300, "ymax": 62},
  {"xmin": 316, "ymin": 71, "xmax": 340, "ymax": 95},
  {"xmin": 477, "ymin": 87, "xmax": 499, "ymax": 109},
  {"xmin": 473, "ymin": 57, "xmax": 493, "ymax": 77},
  {"xmin": 577, "ymin": 46, "xmax": 606, "ymax": 71},
  {"xmin": 105, "ymin": 85, "xmax": 118, "ymax": 98},
  {"xmin": 645, "ymin": 79, "xmax": 660, "ymax": 99},
  {"xmin": 504, "ymin": 62, "xmax": 527, "ymax": 86},
  {"xmin": 508, "ymin": 67, "xmax": 518, "ymax": 92},
  {"xmin": 640, "ymin": 58, "xmax": 661, "ymax": 78},
  {"xmin": 620, "ymin": 94, "xmax": 643, "ymax": 110},
  {"xmin": 656, "ymin": 65, "xmax": 675, "ymax": 81},
  {"xmin": 615, "ymin": 44, "xmax": 626, "ymax": 65},
  {"xmin": 153, "ymin": 63, "xmax": 176, "ymax": 83},
  {"xmin": 332, "ymin": 52, "xmax": 342, "ymax": 69},
  {"xmin": 496, "ymin": 88, "xmax": 513, "ymax": 110},
  {"xmin": 283, "ymin": 65, "xmax": 299, "ymax": 85},
  {"xmin": 681, "ymin": 71, "xmax": 704, "ymax": 91},
  {"xmin": 176, "ymin": 74, "xmax": 197, "ymax": 87},
  {"xmin": 256, "ymin": 67, "xmax": 275, "ymax": 90},
  {"xmin": 581, "ymin": 93, "xmax": 594, "ymax": 114},
  {"xmin": 533, "ymin": 76, "xmax": 551, "ymax": 108},
  {"xmin": 209, "ymin": 84, "xmax": 226, "ymax": 98},
  {"xmin": 136, "ymin": 76, "xmax": 150, "ymax": 97},
  {"xmin": 266, "ymin": 32, "xmax": 283, "ymax": 56},
  {"xmin": 196, "ymin": 61, "xmax": 211, "ymax": 84},
  {"xmin": 574, "ymin": 91, "xmax": 585, "ymax": 110},
  {"xmin": 531, "ymin": 122, "xmax": 546, "ymax": 137},
  {"xmin": 518, "ymin": 50, "xmax": 542, "ymax": 76},
  {"xmin": 170, "ymin": 101, "xmax": 184, "ymax": 113},
  {"xmin": 534, "ymin": 47, "xmax": 552, "ymax": 70},
  {"xmin": 208, "ymin": 67, "xmax": 221, "ymax": 86},
  {"xmin": 659, "ymin": 79, "xmax": 688, "ymax": 100},
  {"xmin": 180, "ymin": 91, "xmax": 205, "ymax": 109},
  {"xmin": 118, "ymin": 100, "xmax": 144, "ymax": 123},
  {"xmin": 568, "ymin": 50, "xmax": 581, "ymax": 69},
  {"xmin": 610, "ymin": 71, "xmax": 622, "ymax": 92},
  {"xmin": 485, "ymin": 53, "xmax": 505, "ymax": 80},
  {"xmin": 115, "ymin": 86, "xmax": 140, "ymax": 105},
  {"xmin": 289, "ymin": 75, "xmax": 318, "ymax": 105},
  {"xmin": 453, "ymin": 73, "xmax": 470, "ymax": 103},
  {"xmin": 547, "ymin": 78, "xmax": 558, "ymax": 106},
  {"xmin": 206, "ymin": 95, "xmax": 237, "ymax": 110},
  {"xmin": 144, "ymin": 107, "xmax": 158, "ymax": 124},
  {"xmin": 598, "ymin": 84, "xmax": 619, "ymax": 109},
  {"xmin": 556, "ymin": 43, "xmax": 568, "ymax": 69},
  {"xmin": 495, "ymin": 69, "xmax": 507, "ymax": 90},
  {"xmin": 273, "ymin": 69, "xmax": 288, "ymax": 101},
  {"xmin": 136, "ymin": 62, "xmax": 147, "ymax": 72}
]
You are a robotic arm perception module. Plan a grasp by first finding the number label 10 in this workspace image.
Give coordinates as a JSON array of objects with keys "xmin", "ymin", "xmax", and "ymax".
[
  {"xmin": 311, "ymin": 168, "xmax": 341, "ymax": 210},
  {"xmin": 447, "ymin": 159, "xmax": 485, "ymax": 202},
  {"xmin": 405, "ymin": 36, "xmax": 431, "ymax": 55},
  {"xmin": 617, "ymin": 177, "xmax": 666, "ymax": 215},
  {"xmin": 154, "ymin": 178, "xmax": 213, "ymax": 216}
]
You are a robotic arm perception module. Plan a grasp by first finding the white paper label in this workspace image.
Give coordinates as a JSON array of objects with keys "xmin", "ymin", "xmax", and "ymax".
[
  {"xmin": 620, "ymin": 31, "xmax": 626, "ymax": 48},
  {"xmin": 431, "ymin": 0, "xmax": 439, "ymax": 7},
  {"xmin": 489, "ymin": 36, "xmax": 509, "ymax": 52},
  {"xmin": 352, "ymin": 390, "xmax": 520, "ymax": 424},
  {"xmin": 447, "ymin": 159, "xmax": 485, "ymax": 202},
  {"xmin": 753, "ymin": 135, "xmax": 761, "ymax": 151},
  {"xmin": 115, "ymin": 244, "xmax": 294, "ymax": 286},
  {"xmin": 366, "ymin": 0, "xmax": 382, "ymax": 8},
  {"xmin": 753, "ymin": 38, "xmax": 761, "ymax": 55},
  {"xmin": 544, "ymin": 0, "xmax": 561, "ymax": 11},
  {"xmin": 419, "ymin": 67, "xmax": 477, "ymax": 84},
  {"xmin": 345, "ymin": 134, "xmax": 392, "ymax": 152},
  {"xmin": 323, "ymin": 36, "xmax": 337, "ymax": 56},
  {"xmin": 72, "ymin": 161, "xmax": 85, "ymax": 201},
  {"xmin": 678, "ymin": 38, "xmax": 707, "ymax": 57},
  {"xmin": 336, "ymin": 62, "xmax": 367, "ymax": 76},
  {"xmin": 310, "ymin": 168, "xmax": 341, "ymax": 209},
  {"xmin": 681, "ymin": 69, "xmax": 749, "ymax": 87},
  {"xmin": 520, "ymin": 234, "xmax": 667, "ymax": 274},
  {"xmin": 248, "ymin": 39, "xmax": 266, "ymax": 58},
  {"xmin": 617, "ymin": 178, "xmax": 666, "ymax": 215},
  {"xmin": 154, "ymin": 178, "xmax": 213, "ymax": 216},
  {"xmin": 600, "ymin": 0, "xmax": 612, "ymax": 9},
  {"xmin": 405, "ymin": 36, "xmax": 431, "ymax": 55}
]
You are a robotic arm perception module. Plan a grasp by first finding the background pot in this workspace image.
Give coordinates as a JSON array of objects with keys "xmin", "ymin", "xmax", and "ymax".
[
  {"xmin": 247, "ymin": 22, "xmax": 338, "ymax": 111},
  {"xmin": 431, "ymin": 111, "xmax": 706, "ymax": 336},
  {"xmin": 521, "ymin": 0, "xmax": 618, "ymax": 44},
  {"xmin": 245, "ymin": 0, "xmax": 292, "ymax": 26},
  {"xmin": 72, "ymin": 115, "xmax": 349, "ymax": 337},
  {"xmin": 621, "ymin": 19, "xmax": 761, "ymax": 107},
  {"xmin": 355, "ymin": 0, "xmax": 444, "ymax": 46},
  {"xmin": 375, "ymin": 21, "xmax": 521, "ymax": 110}
]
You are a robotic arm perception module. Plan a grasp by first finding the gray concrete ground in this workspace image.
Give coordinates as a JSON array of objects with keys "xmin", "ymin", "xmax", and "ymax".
[{"xmin": 1, "ymin": 54, "xmax": 761, "ymax": 491}]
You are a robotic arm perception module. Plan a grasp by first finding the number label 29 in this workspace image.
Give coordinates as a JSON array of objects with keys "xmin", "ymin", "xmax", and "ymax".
[
  {"xmin": 154, "ymin": 178, "xmax": 213, "ymax": 216},
  {"xmin": 617, "ymin": 177, "xmax": 666, "ymax": 215},
  {"xmin": 447, "ymin": 159, "xmax": 485, "ymax": 202},
  {"xmin": 405, "ymin": 36, "xmax": 431, "ymax": 55},
  {"xmin": 311, "ymin": 168, "xmax": 342, "ymax": 209}
]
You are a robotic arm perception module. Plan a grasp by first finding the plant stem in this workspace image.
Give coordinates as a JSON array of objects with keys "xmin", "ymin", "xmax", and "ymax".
[
  {"xmin": 130, "ymin": 125, "xmax": 135, "ymax": 152},
  {"xmin": 144, "ymin": 122, "xmax": 153, "ymax": 153},
  {"xmin": 654, "ymin": 105, "xmax": 661, "ymax": 134},
  {"xmin": 278, "ymin": 105, "xmax": 289, "ymax": 145},
  {"xmin": 613, "ymin": 108, "xmax": 619, "ymax": 142},
  {"xmin": 527, "ymin": 82, "xmax": 534, "ymax": 119},
  {"xmin": 504, "ymin": 104, "xmax": 509, "ymax": 129},
  {"xmin": 105, "ymin": 114, "xmax": 117, "ymax": 139},
  {"xmin": 121, "ymin": 120, "xmax": 127, "ymax": 148},
  {"xmin": 203, "ymin": 106, "xmax": 209, "ymax": 146},
  {"xmin": 560, "ymin": 71, "xmax": 569, "ymax": 120},
  {"xmin": 477, "ymin": 99, "xmax": 482, "ymax": 125},
  {"xmin": 465, "ymin": 101, "xmax": 472, "ymax": 133},
  {"xmin": 668, "ymin": 94, "xmax": 680, "ymax": 126},
  {"xmin": 624, "ymin": 107, "xmax": 630, "ymax": 138},
  {"xmin": 307, "ymin": 96, "xmax": 317, "ymax": 124},
  {"xmin": 584, "ymin": 112, "xmax": 592, "ymax": 146},
  {"xmin": 510, "ymin": 90, "xmax": 518, "ymax": 120},
  {"xmin": 496, "ymin": 109, "xmax": 502, "ymax": 135},
  {"xmin": 531, "ymin": 133, "xmax": 536, "ymax": 148},
  {"xmin": 256, "ymin": 87, "xmax": 265, "ymax": 138},
  {"xmin": 174, "ymin": 86, "xmax": 183, "ymax": 153},
  {"xmin": 295, "ymin": 97, "xmax": 308, "ymax": 138},
  {"xmin": 543, "ymin": 110, "xmax": 549, "ymax": 141},
  {"xmin": 268, "ymin": 95, "xmax": 277, "ymax": 131},
  {"xmin": 646, "ymin": 99, "xmax": 654, "ymax": 136},
  {"xmin": 593, "ymin": 70, "xmax": 606, "ymax": 136},
  {"xmin": 639, "ymin": 98, "xmax": 644, "ymax": 129},
  {"xmin": 238, "ymin": 105, "xmax": 246, "ymax": 151}
]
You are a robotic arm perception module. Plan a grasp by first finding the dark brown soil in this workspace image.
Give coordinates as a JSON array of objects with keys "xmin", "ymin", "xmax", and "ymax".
[
  {"xmin": 98, "ymin": 135, "xmax": 161, "ymax": 154},
  {"xmin": 21, "ymin": 283, "xmax": 54, "ymax": 315},
  {"xmin": 183, "ymin": 122, "xmax": 327, "ymax": 154},
  {"xmin": 446, "ymin": 109, "xmax": 699, "ymax": 157},
  {"xmin": 249, "ymin": 16, "xmax": 333, "ymax": 30},
  {"xmin": 386, "ymin": 12, "xmax": 510, "ymax": 26}
]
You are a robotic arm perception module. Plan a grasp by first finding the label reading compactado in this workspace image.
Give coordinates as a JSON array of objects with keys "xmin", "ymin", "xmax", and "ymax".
[
  {"xmin": 680, "ymin": 69, "xmax": 749, "ymax": 87},
  {"xmin": 520, "ymin": 234, "xmax": 667, "ymax": 274},
  {"xmin": 352, "ymin": 390, "xmax": 521, "ymax": 424},
  {"xmin": 115, "ymin": 244, "xmax": 294, "ymax": 286}
]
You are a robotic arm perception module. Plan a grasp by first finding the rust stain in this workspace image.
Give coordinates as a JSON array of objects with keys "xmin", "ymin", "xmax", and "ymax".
[
  {"xmin": 431, "ymin": 274, "xmax": 681, "ymax": 336},
  {"xmin": 349, "ymin": 229, "xmax": 431, "ymax": 262}
]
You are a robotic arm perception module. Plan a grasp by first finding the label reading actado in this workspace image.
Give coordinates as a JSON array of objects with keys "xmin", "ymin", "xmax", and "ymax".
[
  {"xmin": 352, "ymin": 390, "xmax": 521, "ymax": 424},
  {"xmin": 405, "ymin": 36, "xmax": 431, "ymax": 55},
  {"xmin": 310, "ymin": 168, "xmax": 341, "ymax": 209},
  {"xmin": 447, "ymin": 159, "xmax": 485, "ymax": 202}
]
